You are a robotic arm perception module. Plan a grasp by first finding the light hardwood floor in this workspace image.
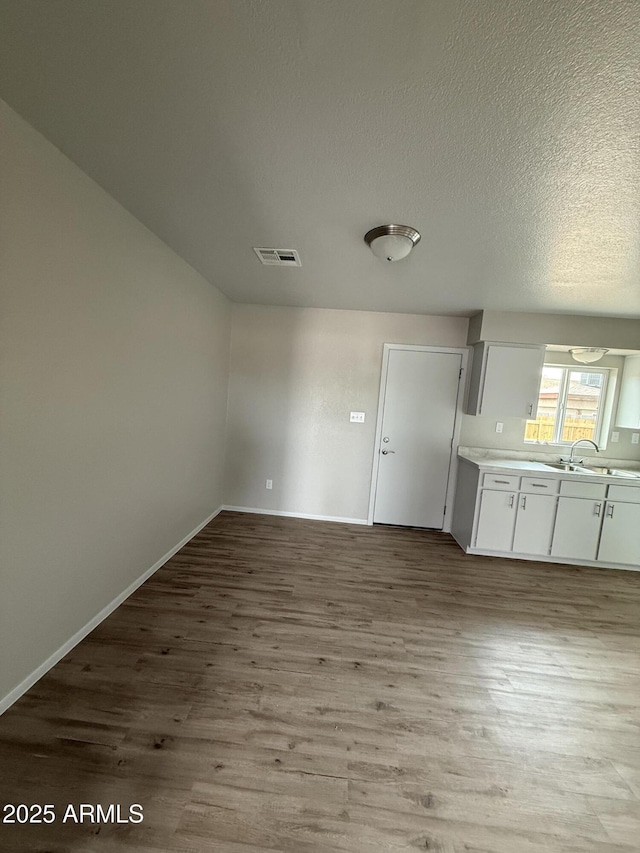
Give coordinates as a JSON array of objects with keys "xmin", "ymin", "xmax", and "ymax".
[{"xmin": 1, "ymin": 511, "xmax": 640, "ymax": 852}]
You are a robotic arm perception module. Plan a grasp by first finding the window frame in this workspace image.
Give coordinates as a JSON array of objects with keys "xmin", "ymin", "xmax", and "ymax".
[{"xmin": 525, "ymin": 363, "xmax": 610, "ymax": 447}]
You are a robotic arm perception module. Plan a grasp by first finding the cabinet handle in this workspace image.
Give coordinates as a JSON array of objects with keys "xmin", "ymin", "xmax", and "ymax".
[
  {"xmin": 530, "ymin": 483, "xmax": 547, "ymax": 488},
  {"xmin": 606, "ymin": 504, "xmax": 615, "ymax": 518},
  {"xmin": 494, "ymin": 479, "xmax": 510, "ymax": 484},
  {"xmin": 594, "ymin": 502, "xmax": 601, "ymax": 517},
  {"xmin": 528, "ymin": 403, "xmax": 534, "ymax": 416},
  {"xmin": 508, "ymin": 494, "xmax": 515, "ymax": 507},
  {"xmin": 521, "ymin": 495, "xmax": 527, "ymax": 510}
]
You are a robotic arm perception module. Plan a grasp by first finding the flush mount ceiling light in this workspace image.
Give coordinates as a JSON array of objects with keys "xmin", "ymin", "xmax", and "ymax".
[
  {"xmin": 364, "ymin": 224, "xmax": 421, "ymax": 262},
  {"xmin": 569, "ymin": 347, "xmax": 609, "ymax": 364}
]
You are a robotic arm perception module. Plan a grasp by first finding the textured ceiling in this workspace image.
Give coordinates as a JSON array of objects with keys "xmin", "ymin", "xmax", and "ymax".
[{"xmin": 0, "ymin": 0, "xmax": 638, "ymax": 317}]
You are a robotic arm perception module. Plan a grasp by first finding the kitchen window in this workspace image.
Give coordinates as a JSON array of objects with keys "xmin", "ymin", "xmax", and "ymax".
[{"xmin": 525, "ymin": 365, "xmax": 609, "ymax": 445}]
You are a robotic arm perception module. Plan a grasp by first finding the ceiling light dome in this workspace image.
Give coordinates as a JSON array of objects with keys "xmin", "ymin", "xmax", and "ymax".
[
  {"xmin": 569, "ymin": 347, "xmax": 609, "ymax": 364},
  {"xmin": 364, "ymin": 225, "xmax": 421, "ymax": 262}
]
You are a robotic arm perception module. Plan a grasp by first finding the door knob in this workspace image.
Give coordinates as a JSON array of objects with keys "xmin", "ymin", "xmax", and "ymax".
[{"xmin": 381, "ymin": 449, "xmax": 395, "ymax": 454}]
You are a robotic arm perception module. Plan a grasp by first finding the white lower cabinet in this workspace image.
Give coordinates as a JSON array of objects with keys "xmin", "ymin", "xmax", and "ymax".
[
  {"xmin": 512, "ymin": 493, "xmax": 557, "ymax": 556},
  {"xmin": 475, "ymin": 489, "xmax": 517, "ymax": 551},
  {"xmin": 452, "ymin": 458, "xmax": 640, "ymax": 570},
  {"xmin": 475, "ymin": 490, "xmax": 556, "ymax": 555},
  {"xmin": 598, "ymin": 502, "xmax": 640, "ymax": 565},
  {"xmin": 550, "ymin": 497, "xmax": 602, "ymax": 562}
]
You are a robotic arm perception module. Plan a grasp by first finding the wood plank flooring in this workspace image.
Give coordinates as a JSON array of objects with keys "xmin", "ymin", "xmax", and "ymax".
[{"xmin": 1, "ymin": 510, "xmax": 640, "ymax": 852}]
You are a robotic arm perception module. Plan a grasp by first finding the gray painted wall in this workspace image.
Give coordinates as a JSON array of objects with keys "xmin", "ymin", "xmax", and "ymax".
[
  {"xmin": 0, "ymin": 101, "xmax": 231, "ymax": 703},
  {"xmin": 224, "ymin": 305, "xmax": 468, "ymax": 520}
]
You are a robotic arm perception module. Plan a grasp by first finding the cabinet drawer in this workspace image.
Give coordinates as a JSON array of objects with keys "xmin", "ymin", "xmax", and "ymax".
[
  {"xmin": 482, "ymin": 473, "xmax": 519, "ymax": 490},
  {"xmin": 520, "ymin": 477, "xmax": 558, "ymax": 494},
  {"xmin": 560, "ymin": 480, "xmax": 607, "ymax": 499},
  {"xmin": 607, "ymin": 485, "xmax": 640, "ymax": 504}
]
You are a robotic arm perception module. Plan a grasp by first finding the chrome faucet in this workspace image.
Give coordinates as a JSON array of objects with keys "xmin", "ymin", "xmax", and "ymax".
[{"xmin": 562, "ymin": 438, "xmax": 600, "ymax": 465}]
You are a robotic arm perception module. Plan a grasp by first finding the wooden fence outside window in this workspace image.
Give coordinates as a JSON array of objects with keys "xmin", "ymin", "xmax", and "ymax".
[{"xmin": 525, "ymin": 417, "xmax": 596, "ymax": 443}]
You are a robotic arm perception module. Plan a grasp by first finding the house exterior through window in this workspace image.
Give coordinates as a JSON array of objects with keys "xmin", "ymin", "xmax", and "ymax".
[{"xmin": 525, "ymin": 365, "xmax": 608, "ymax": 445}]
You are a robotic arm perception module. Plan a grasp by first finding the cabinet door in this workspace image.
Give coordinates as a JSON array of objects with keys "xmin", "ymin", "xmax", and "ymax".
[
  {"xmin": 512, "ymin": 494, "xmax": 557, "ymax": 556},
  {"xmin": 474, "ymin": 489, "xmax": 517, "ymax": 551},
  {"xmin": 550, "ymin": 497, "xmax": 602, "ymax": 561},
  {"xmin": 598, "ymin": 502, "xmax": 640, "ymax": 565},
  {"xmin": 479, "ymin": 344, "xmax": 545, "ymax": 418},
  {"xmin": 616, "ymin": 354, "xmax": 640, "ymax": 430}
]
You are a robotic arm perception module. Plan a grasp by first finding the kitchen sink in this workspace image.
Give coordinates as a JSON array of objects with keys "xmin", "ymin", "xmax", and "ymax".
[
  {"xmin": 542, "ymin": 462, "xmax": 640, "ymax": 478},
  {"xmin": 585, "ymin": 466, "xmax": 640, "ymax": 479},
  {"xmin": 543, "ymin": 462, "xmax": 594, "ymax": 473}
]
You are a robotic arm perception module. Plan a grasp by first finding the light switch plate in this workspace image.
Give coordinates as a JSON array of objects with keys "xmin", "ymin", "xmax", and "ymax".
[
  {"xmin": 632, "ymin": 433, "xmax": 639, "ymax": 445},
  {"xmin": 266, "ymin": 479, "xmax": 273, "ymax": 489},
  {"xmin": 350, "ymin": 412, "xmax": 365, "ymax": 423},
  {"xmin": 610, "ymin": 431, "xmax": 619, "ymax": 443},
  {"xmin": 495, "ymin": 422, "xmax": 504, "ymax": 433}
]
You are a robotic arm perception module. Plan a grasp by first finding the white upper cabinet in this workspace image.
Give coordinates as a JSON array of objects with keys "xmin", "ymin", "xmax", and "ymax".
[
  {"xmin": 466, "ymin": 342, "xmax": 545, "ymax": 418},
  {"xmin": 616, "ymin": 354, "xmax": 640, "ymax": 429}
]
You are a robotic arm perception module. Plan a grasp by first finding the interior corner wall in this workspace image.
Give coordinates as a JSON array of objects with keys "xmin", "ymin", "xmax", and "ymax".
[
  {"xmin": 0, "ymin": 100, "xmax": 231, "ymax": 706},
  {"xmin": 224, "ymin": 304, "xmax": 468, "ymax": 521}
]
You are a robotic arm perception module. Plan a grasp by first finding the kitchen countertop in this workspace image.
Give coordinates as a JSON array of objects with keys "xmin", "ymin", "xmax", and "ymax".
[
  {"xmin": 464, "ymin": 459, "xmax": 553, "ymax": 471},
  {"xmin": 458, "ymin": 449, "xmax": 640, "ymax": 481}
]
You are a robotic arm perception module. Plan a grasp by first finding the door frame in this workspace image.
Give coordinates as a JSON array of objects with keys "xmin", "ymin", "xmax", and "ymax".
[{"xmin": 367, "ymin": 343, "xmax": 470, "ymax": 530}]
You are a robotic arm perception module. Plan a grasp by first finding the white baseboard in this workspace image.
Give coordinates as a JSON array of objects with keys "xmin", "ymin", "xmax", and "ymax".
[
  {"xmin": 464, "ymin": 545, "xmax": 640, "ymax": 573},
  {"xmin": 0, "ymin": 506, "xmax": 223, "ymax": 717},
  {"xmin": 222, "ymin": 505, "xmax": 368, "ymax": 525}
]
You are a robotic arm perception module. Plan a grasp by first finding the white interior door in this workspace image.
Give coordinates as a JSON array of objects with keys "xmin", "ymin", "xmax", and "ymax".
[{"xmin": 373, "ymin": 348, "xmax": 462, "ymax": 528}]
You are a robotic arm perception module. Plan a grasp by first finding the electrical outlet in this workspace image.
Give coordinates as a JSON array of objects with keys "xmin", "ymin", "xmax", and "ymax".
[
  {"xmin": 610, "ymin": 431, "xmax": 620, "ymax": 443},
  {"xmin": 266, "ymin": 479, "xmax": 273, "ymax": 489},
  {"xmin": 632, "ymin": 434, "xmax": 640, "ymax": 445},
  {"xmin": 495, "ymin": 422, "xmax": 504, "ymax": 433},
  {"xmin": 350, "ymin": 411, "xmax": 365, "ymax": 423}
]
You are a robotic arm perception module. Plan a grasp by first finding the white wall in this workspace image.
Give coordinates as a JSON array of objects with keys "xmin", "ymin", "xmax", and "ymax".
[
  {"xmin": 0, "ymin": 100, "xmax": 231, "ymax": 705},
  {"xmin": 225, "ymin": 305, "xmax": 468, "ymax": 520}
]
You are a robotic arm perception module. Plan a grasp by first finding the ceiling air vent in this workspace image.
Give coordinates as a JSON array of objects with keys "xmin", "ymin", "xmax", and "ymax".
[{"xmin": 253, "ymin": 247, "xmax": 301, "ymax": 267}]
